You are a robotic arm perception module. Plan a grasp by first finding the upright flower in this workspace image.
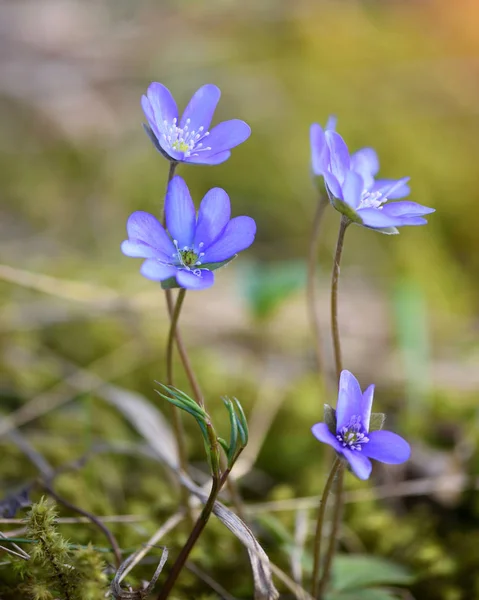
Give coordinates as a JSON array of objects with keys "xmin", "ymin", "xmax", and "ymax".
[
  {"xmin": 142, "ymin": 83, "xmax": 251, "ymax": 165},
  {"xmin": 121, "ymin": 175, "xmax": 256, "ymax": 290},
  {"xmin": 311, "ymin": 370, "xmax": 410, "ymax": 480},
  {"xmin": 309, "ymin": 121, "xmax": 434, "ymax": 232}
]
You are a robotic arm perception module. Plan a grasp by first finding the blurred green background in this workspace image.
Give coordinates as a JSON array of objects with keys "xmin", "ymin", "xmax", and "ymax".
[{"xmin": 1, "ymin": 1, "xmax": 479, "ymax": 598}]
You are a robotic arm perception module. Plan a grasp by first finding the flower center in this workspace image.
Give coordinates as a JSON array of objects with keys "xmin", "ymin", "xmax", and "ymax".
[
  {"xmin": 336, "ymin": 416, "xmax": 369, "ymax": 451},
  {"xmin": 162, "ymin": 118, "xmax": 212, "ymax": 158},
  {"xmin": 172, "ymin": 240, "xmax": 206, "ymax": 272},
  {"xmin": 358, "ymin": 190, "xmax": 387, "ymax": 210}
]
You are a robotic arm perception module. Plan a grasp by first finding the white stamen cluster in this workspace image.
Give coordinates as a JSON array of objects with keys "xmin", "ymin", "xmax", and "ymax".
[
  {"xmin": 336, "ymin": 415, "xmax": 369, "ymax": 451},
  {"xmin": 171, "ymin": 239, "xmax": 206, "ymax": 276},
  {"xmin": 358, "ymin": 190, "xmax": 387, "ymax": 210},
  {"xmin": 162, "ymin": 118, "xmax": 212, "ymax": 158}
]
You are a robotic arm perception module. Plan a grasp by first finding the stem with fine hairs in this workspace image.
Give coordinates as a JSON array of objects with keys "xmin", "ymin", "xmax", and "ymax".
[{"xmin": 330, "ymin": 216, "xmax": 349, "ymax": 381}]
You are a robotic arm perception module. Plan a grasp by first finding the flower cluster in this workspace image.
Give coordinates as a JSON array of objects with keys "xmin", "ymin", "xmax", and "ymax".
[
  {"xmin": 310, "ymin": 120, "xmax": 435, "ymax": 232},
  {"xmin": 312, "ymin": 370, "xmax": 410, "ymax": 480}
]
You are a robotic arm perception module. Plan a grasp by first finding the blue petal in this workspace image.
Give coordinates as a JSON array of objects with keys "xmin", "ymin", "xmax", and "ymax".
[
  {"xmin": 203, "ymin": 216, "xmax": 256, "ymax": 263},
  {"xmin": 165, "ymin": 176, "xmax": 196, "ymax": 248},
  {"xmin": 143, "ymin": 83, "xmax": 178, "ymax": 135},
  {"xmin": 180, "ymin": 84, "xmax": 221, "ymax": 133},
  {"xmin": 325, "ymin": 115, "xmax": 337, "ymax": 131},
  {"xmin": 350, "ymin": 148, "xmax": 379, "ymax": 190},
  {"xmin": 336, "ymin": 370, "xmax": 364, "ymax": 431},
  {"xmin": 325, "ymin": 131, "xmax": 350, "ymax": 185},
  {"xmin": 342, "ymin": 449, "xmax": 372, "ymax": 480},
  {"xmin": 310, "ymin": 123, "xmax": 330, "ymax": 176},
  {"xmin": 123, "ymin": 211, "xmax": 175, "ymax": 259},
  {"xmin": 140, "ymin": 259, "xmax": 177, "ymax": 281},
  {"xmin": 311, "ymin": 422, "xmax": 343, "ymax": 453},
  {"xmin": 381, "ymin": 201, "xmax": 435, "ymax": 217},
  {"xmin": 197, "ymin": 120, "xmax": 251, "ymax": 157},
  {"xmin": 356, "ymin": 208, "xmax": 402, "ymax": 228},
  {"xmin": 361, "ymin": 384, "xmax": 375, "ymax": 431},
  {"xmin": 342, "ymin": 170, "xmax": 364, "ymax": 209},
  {"xmin": 141, "ymin": 92, "xmax": 182, "ymax": 162},
  {"xmin": 194, "ymin": 188, "xmax": 231, "ymax": 249},
  {"xmin": 185, "ymin": 151, "xmax": 231, "ymax": 165},
  {"xmin": 324, "ymin": 171, "xmax": 342, "ymax": 199},
  {"xmin": 397, "ymin": 216, "xmax": 429, "ymax": 226},
  {"xmin": 362, "ymin": 431, "xmax": 411, "ymax": 464},
  {"xmin": 372, "ymin": 178, "xmax": 410, "ymax": 200},
  {"xmin": 176, "ymin": 269, "xmax": 215, "ymax": 290}
]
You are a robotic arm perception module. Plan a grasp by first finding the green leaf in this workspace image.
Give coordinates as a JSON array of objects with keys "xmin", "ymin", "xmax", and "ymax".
[
  {"xmin": 201, "ymin": 255, "xmax": 237, "ymax": 272},
  {"xmin": 217, "ymin": 437, "xmax": 230, "ymax": 456},
  {"xmin": 232, "ymin": 397, "xmax": 249, "ymax": 446},
  {"xmin": 369, "ymin": 413, "xmax": 386, "ymax": 432},
  {"xmin": 331, "ymin": 555, "xmax": 414, "ymax": 592},
  {"xmin": 223, "ymin": 397, "xmax": 239, "ymax": 465},
  {"xmin": 160, "ymin": 276, "xmax": 180, "ymax": 290},
  {"xmin": 324, "ymin": 404, "xmax": 337, "ymax": 433},
  {"xmin": 331, "ymin": 197, "xmax": 362, "ymax": 223}
]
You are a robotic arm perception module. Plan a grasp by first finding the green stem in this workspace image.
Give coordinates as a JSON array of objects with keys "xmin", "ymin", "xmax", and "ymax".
[
  {"xmin": 306, "ymin": 193, "xmax": 328, "ymax": 382},
  {"xmin": 331, "ymin": 216, "xmax": 349, "ymax": 381},
  {"xmin": 166, "ymin": 290, "xmax": 189, "ymax": 487},
  {"xmin": 311, "ymin": 457, "xmax": 342, "ymax": 598},
  {"xmin": 156, "ymin": 474, "xmax": 221, "ymax": 600},
  {"xmin": 317, "ymin": 467, "xmax": 344, "ymax": 598}
]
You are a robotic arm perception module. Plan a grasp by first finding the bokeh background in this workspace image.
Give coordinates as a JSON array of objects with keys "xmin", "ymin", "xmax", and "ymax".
[{"xmin": 1, "ymin": 0, "xmax": 479, "ymax": 598}]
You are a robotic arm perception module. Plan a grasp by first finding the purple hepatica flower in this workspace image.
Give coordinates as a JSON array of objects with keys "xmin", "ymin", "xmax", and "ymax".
[
  {"xmin": 309, "ymin": 122, "xmax": 434, "ymax": 233},
  {"xmin": 121, "ymin": 175, "xmax": 256, "ymax": 290},
  {"xmin": 141, "ymin": 82, "xmax": 251, "ymax": 166},
  {"xmin": 311, "ymin": 370, "xmax": 410, "ymax": 480}
]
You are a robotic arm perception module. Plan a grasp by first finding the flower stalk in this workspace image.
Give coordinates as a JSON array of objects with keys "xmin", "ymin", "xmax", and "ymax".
[
  {"xmin": 331, "ymin": 216, "xmax": 349, "ymax": 381},
  {"xmin": 310, "ymin": 456, "xmax": 343, "ymax": 598}
]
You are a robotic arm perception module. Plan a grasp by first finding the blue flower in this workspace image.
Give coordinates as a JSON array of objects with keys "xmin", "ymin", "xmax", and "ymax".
[
  {"xmin": 121, "ymin": 176, "xmax": 256, "ymax": 290},
  {"xmin": 142, "ymin": 83, "xmax": 251, "ymax": 165},
  {"xmin": 312, "ymin": 370, "xmax": 410, "ymax": 480},
  {"xmin": 309, "ymin": 122, "xmax": 434, "ymax": 231}
]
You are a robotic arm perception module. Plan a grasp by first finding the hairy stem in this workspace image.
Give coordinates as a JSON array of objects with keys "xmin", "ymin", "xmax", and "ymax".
[
  {"xmin": 306, "ymin": 193, "xmax": 328, "ymax": 382},
  {"xmin": 331, "ymin": 216, "xmax": 349, "ymax": 381},
  {"xmin": 311, "ymin": 457, "xmax": 342, "ymax": 598},
  {"xmin": 156, "ymin": 477, "xmax": 222, "ymax": 600},
  {"xmin": 317, "ymin": 467, "xmax": 344, "ymax": 598}
]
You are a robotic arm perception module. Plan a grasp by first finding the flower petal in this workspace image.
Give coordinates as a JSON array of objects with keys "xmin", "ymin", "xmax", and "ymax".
[
  {"xmin": 372, "ymin": 178, "xmax": 410, "ymax": 200},
  {"xmin": 342, "ymin": 170, "xmax": 364, "ymax": 209},
  {"xmin": 179, "ymin": 84, "xmax": 221, "ymax": 133},
  {"xmin": 350, "ymin": 147, "xmax": 379, "ymax": 190},
  {"xmin": 310, "ymin": 123, "xmax": 330, "ymax": 176},
  {"xmin": 140, "ymin": 259, "xmax": 177, "ymax": 281},
  {"xmin": 176, "ymin": 268, "xmax": 215, "ymax": 290},
  {"xmin": 342, "ymin": 449, "xmax": 372, "ymax": 480},
  {"xmin": 336, "ymin": 370, "xmax": 364, "ymax": 431},
  {"xmin": 203, "ymin": 216, "xmax": 256, "ymax": 263},
  {"xmin": 324, "ymin": 171, "xmax": 342, "ymax": 199},
  {"xmin": 311, "ymin": 422, "xmax": 343, "ymax": 453},
  {"xmin": 325, "ymin": 131, "xmax": 350, "ymax": 185},
  {"xmin": 356, "ymin": 207, "xmax": 403, "ymax": 228},
  {"xmin": 325, "ymin": 115, "xmax": 337, "ymax": 131},
  {"xmin": 396, "ymin": 216, "xmax": 429, "ymax": 226},
  {"xmin": 197, "ymin": 120, "xmax": 251, "ymax": 157},
  {"xmin": 361, "ymin": 384, "xmax": 375, "ymax": 431},
  {"xmin": 194, "ymin": 188, "xmax": 231, "ymax": 249},
  {"xmin": 165, "ymin": 175, "xmax": 196, "ymax": 248},
  {"xmin": 362, "ymin": 430, "xmax": 411, "ymax": 464},
  {"xmin": 124, "ymin": 211, "xmax": 175, "ymax": 258},
  {"xmin": 185, "ymin": 151, "xmax": 231, "ymax": 165},
  {"xmin": 144, "ymin": 83, "xmax": 178, "ymax": 135},
  {"xmin": 381, "ymin": 201, "xmax": 435, "ymax": 217}
]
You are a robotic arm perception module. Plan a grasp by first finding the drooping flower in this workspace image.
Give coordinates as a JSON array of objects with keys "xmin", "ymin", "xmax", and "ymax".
[
  {"xmin": 311, "ymin": 370, "xmax": 410, "ymax": 480},
  {"xmin": 121, "ymin": 175, "xmax": 256, "ymax": 290},
  {"xmin": 141, "ymin": 83, "xmax": 251, "ymax": 165},
  {"xmin": 309, "ymin": 121, "xmax": 434, "ymax": 232}
]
